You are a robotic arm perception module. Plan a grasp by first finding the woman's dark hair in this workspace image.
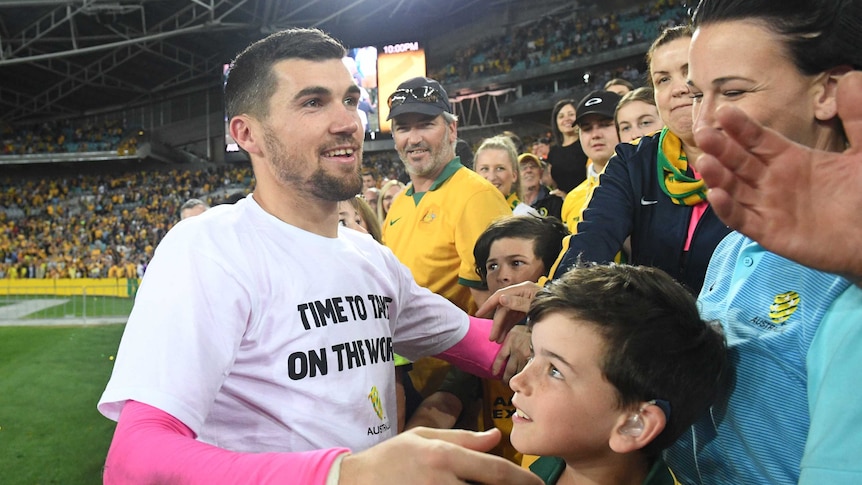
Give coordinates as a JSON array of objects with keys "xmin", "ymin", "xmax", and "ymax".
[
  {"xmin": 528, "ymin": 263, "xmax": 728, "ymax": 457},
  {"xmin": 645, "ymin": 25, "xmax": 693, "ymax": 87},
  {"xmin": 692, "ymin": 0, "xmax": 862, "ymax": 73},
  {"xmin": 474, "ymin": 215, "xmax": 569, "ymax": 282},
  {"xmin": 549, "ymin": 98, "xmax": 577, "ymax": 146}
]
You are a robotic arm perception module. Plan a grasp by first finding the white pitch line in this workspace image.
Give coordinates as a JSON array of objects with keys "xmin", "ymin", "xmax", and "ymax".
[{"xmin": 0, "ymin": 299, "xmax": 70, "ymax": 319}]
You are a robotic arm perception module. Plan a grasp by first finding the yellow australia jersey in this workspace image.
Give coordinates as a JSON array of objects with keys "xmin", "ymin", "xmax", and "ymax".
[
  {"xmin": 382, "ymin": 161, "xmax": 511, "ymax": 315},
  {"xmin": 560, "ymin": 173, "xmax": 601, "ymax": 234}
]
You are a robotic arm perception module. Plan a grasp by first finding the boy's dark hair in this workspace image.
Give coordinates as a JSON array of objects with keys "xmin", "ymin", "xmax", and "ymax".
[
  {"xmin": 474, "ymin": 215, "xmax": 569, "ymax": 282},
  {"xmin": 225, "ymin": 28, "xmax": 346, "ymax": 120},
  {"xmin": 528, "ymin": 263, "xmax": 728, "ymax": 457}
]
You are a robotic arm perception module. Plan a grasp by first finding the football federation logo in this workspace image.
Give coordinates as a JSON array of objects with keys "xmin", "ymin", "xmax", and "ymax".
[
  {"xmin": 368, "ymin": 386, "xmax": 385, "ymax": 421},
  {"xmin": 768, "ymin": 291, "xmax": 800, "ymax": 324}
]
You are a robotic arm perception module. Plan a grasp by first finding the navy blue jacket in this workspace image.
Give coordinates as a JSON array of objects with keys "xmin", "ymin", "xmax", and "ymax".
[{"xmin": 554, "ymin": 132, "xmax": 732, "ymax": 294}]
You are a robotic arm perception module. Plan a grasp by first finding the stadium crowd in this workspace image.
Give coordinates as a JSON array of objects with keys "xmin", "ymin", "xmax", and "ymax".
[
  {"xmin": 432, "ymin": 0, "xmax": 687, "ymax": 84},
  {"xmin": 0, "ymin": 165, "xmax": 253, "ymax": 279},
  {"xmin": 1, "ymin": 119, "xmax": 140, "ymax": 155}
]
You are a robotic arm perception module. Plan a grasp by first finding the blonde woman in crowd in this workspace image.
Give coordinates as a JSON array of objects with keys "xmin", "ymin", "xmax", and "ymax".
[
  {"xmin": 376, "ymin": 178, "xmax": 405, "ymax": 223},
  {"xmin": 474, "ymin": 135, "xmax": 535, "ymax": 215}
]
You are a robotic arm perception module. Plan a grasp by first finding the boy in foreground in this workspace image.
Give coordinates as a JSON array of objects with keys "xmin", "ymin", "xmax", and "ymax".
[
  {"xmin": 511, "ymin": 264, "xmax": 727, "ymax": 484},
  {"xmin": 407, "ymin": 215, "xmax": 569, "ymax": 461}
]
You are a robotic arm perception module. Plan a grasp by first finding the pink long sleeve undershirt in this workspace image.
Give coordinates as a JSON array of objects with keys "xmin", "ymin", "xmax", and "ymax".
[{"xmin": 104, "ymin": 316, "xmax": 503, "ymax": 484}]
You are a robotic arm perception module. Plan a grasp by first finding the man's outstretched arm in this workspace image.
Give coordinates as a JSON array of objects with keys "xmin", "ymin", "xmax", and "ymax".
[{"xmin": 106, "ymin": 401, "xmax": 543, "ymax": 485}]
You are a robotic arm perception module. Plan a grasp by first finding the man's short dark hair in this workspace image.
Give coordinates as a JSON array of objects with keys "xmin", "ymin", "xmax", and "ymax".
[
  {"xmin": 224, "ymin": 28, "xmax": 346, "ymax": 121},
  {"xmin": 529, "ymin": 263, "xmax": 728, "ymax": 457}
]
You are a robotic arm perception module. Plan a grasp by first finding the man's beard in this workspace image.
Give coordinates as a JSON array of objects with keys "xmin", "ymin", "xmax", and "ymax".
[
  {"xmin": 265, "ymin": 127, "xmax": 362, "ymax": 201},
  {"xmin": 400, "ymin": 127, "xmax": 453, "ymax": 178},
  {"xmin": 309, "ymin": 165, "xmax": 362, "ymax": 201}
]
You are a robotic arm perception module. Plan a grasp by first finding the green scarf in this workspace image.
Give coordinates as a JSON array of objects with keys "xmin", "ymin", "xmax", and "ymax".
[{"xmin": 656, "ymin": 127, "xmax": 707, "ymax": 206}]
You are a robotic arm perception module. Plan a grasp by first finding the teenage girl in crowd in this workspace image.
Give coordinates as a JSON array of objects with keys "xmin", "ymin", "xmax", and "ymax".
[
  {"xmin": 544, "ymin": 99, "xmax": 590, "ymax": 194},
  {"xmin": 551, "ymin": 25, "xmax": 731, "ymax": 294},
  {"xmin": 615, "ymin": 87, "xmax": 661, "ymax": 143}
]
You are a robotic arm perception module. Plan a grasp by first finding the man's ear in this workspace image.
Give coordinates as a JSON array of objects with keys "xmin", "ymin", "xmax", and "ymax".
[
  {"xmin": 608, "ymin": 402, "xmax": 667, "ymax": 453},
  {"xmin": 230, "ymin": 115, "xmax": 264, "ymax": 157},
  {"xmin": 447, "ymin": 119, "xmax": 458, "ymax": 142},
  {"xmin": 813, "ymin": 66, "xmax": 853, "ymax": 122}
]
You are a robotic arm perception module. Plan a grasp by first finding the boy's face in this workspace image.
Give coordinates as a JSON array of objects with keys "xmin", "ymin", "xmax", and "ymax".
[
  {"xmin": 484, "ymin": 237, "xmax": 545, "ymax": 294},
  {"xmin": 510, "ymin": 314, "xmax": 624, "ymax": 460},
  {"xmin": 578, "ymin": 113, "xmax": 619, "ymax": 166}
]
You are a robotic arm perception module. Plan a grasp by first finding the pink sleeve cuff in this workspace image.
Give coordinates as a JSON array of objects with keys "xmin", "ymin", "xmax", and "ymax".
[
  {"xmin": 435, "ymin": 316, "xmax": 504, "ymax": 379},
  {"xmin": 104, "ymin": 400, "xmax": 350, "ymax": 485}
]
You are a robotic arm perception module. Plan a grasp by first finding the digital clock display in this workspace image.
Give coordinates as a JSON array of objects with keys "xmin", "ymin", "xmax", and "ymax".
[{"xmin": 382, "ymin": 42, "xmax": 419, "ymax": 54}]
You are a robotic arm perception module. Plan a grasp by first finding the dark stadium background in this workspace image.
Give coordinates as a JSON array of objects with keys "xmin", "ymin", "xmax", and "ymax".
[{"xmin": 1, "ymin": 0, "xmax": 665, "ymax": 168}]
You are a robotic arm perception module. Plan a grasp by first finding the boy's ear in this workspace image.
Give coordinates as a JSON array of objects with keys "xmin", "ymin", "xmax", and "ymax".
[{"xmin": 608, "ymin": 402, "xmax": 667, "ymax": 453}]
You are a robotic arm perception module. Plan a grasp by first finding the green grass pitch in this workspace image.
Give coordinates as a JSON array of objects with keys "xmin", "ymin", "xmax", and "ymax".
[{"xmin": 0, "ymin": 324, "xmax": 126, "ymax": 484}]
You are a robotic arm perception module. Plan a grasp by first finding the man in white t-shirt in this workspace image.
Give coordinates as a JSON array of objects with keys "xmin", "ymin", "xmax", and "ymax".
[{"xmin": 97, "ymin": 27, "xmax": 540, "ymax": 485}]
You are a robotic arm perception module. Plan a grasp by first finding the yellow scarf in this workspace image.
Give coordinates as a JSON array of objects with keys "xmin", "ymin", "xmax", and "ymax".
[
  {"xmin": 656, "ymin": 127, "xmax": 707, "ymax": 206},
  {"xmin": 506, "ymin": 192, "xmax": 521, "ymax": 211}
]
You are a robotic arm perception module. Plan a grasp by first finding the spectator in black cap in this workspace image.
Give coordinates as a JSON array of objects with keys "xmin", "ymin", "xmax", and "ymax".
[
  {"xmin": 382, "ymin": 76, "xmax": 514, "ymax": 400},
  {"xmin": 559, "ymin": 90, "xmax": 621, "ymax": 233}
]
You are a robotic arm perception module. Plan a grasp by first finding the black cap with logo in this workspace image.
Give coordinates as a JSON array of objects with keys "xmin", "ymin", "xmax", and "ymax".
[
  {"xmin": 575, "ymin": 90, "xmax": 622, "ymax": 125},
  {"xmin": 386, "ymin": 77, "xmax": 452, "ymax": 120}
]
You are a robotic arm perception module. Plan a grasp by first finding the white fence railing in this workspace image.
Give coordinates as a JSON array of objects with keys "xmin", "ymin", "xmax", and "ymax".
[{"xmin": 0, "ymin": 279, "xmax": 135, "ymax": 325}]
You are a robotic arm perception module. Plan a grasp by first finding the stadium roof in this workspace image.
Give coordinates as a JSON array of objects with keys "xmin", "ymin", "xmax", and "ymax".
[{"xmin": 0, "ymin": 0, "xmax": 505, "ymax": 124}]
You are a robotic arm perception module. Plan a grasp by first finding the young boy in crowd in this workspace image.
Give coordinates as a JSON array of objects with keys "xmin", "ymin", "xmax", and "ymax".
[
  {"xmin": 511, "ymin": 264, "xmax": 727, "ymax": 484},
  {"xmin": 407, "ymin": 215, "xmax": 570, "ymax": 461},
  {"xmin": 560, "ymin": 90, "xmax": 621, "ymax": 234}
]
